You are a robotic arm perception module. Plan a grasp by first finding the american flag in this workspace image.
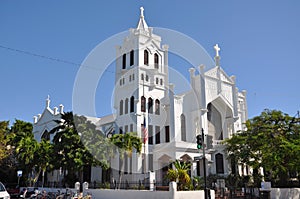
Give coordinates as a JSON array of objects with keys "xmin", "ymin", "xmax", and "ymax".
[{"xmin": 142, "ymin": 116, "xmax": 148, "ymax": 144}]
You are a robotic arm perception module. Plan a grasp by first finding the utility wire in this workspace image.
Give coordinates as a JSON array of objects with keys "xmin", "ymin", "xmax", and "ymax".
[{"xmin": 0, "ymin": 44, "xmax": 116, "ymax": 74}]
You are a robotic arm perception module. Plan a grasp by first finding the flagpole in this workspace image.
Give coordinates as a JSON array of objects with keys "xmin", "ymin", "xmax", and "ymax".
[{"xmin": 143, "ymin": 77, "xmax": 146, "ymax": 174}]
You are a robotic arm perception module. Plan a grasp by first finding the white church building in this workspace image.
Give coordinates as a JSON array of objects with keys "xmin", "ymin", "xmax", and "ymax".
[{"xmin": 33, "ymin": 8, "xmax": 248, "ymax": 187}]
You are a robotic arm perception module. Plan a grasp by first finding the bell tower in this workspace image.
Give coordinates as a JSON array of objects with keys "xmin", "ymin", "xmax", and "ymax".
[{"xmin": 113, "ymin": 7, "xmax": 170, "ymax": 174}]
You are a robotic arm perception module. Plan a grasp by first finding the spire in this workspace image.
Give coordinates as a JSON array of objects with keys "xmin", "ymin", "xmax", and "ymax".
[
  {"xmin": 136, "ymin": 7, "xmax": 149, "ymax": 30},
  {"xmin": 214, "ymin": 44, "xmax": 221, "ymax": 67}
]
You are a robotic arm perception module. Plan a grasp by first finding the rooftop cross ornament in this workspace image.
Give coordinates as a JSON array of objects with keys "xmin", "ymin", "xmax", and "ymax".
[
  {"xmin": 140, "ymin": 7, "xmax": 144, "ymax": 18},
  {"xmin": 214, "ymin": 44, "xmax": 220, "ymax": 57}
]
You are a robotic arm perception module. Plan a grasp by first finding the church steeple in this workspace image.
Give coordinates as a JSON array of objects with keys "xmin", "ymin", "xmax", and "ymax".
[{"xmin": 136, "ymin": 7, "xmax": 149, "ymax": 30}]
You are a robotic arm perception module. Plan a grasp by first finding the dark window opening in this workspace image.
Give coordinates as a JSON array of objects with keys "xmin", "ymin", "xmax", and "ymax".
[
  {"xmin": 144, "ymin": 50, "xmax": 149, "ymax": 65},
  {"xmin": 216, "ymin": 153, "xmax": 224, "ymax": 174},
  {"xmin": 155, "ymin": 99, "xmax": 160, "ymax": 115},
  {"xmin": 122, "ymin": 53, "xmax": 126, "ymax": 69},
  {"xmin": 165, "ymin": 126, "xmax": 170, "ymax": 143},
  {"xmin": 154, "ymin": 53, "xmax": 159, "ymax": 69},
  {"xmin": 120, "ymin": 100, "xmax": 123, "ymax": 115},
  {"xmin": 155, "ymin": 126, "xmax": 160, "ymax": 144},
  {"xmin": 130, "ymin": 96, "xmax": 134, "ymax": 112},
  {"xmin": 181, "ymin": 114, "xmax": 186, "ymax": 141},
  {"xmin": 148, "ymin": 97, "xmax": 153, "ymax": 114},
  {"xmin": 141, "ymin": 96, "xmax": 146, "ymax": 112},
  {"xmin": 130, "ymin": 50, "xmax": 134, "ymax": 66},
  {"xmin": 125, "ymin": 98, "xmax": 129, "ymax": 114}
]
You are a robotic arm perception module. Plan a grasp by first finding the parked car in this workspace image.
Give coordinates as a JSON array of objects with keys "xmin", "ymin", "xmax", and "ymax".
[
  {"xmin": 5, "ymin": 183, "xmax": 19, "ymax": 199},
  {"xmin": 0, "ymin": 182, "xmax": 10, "ymax": 199}
]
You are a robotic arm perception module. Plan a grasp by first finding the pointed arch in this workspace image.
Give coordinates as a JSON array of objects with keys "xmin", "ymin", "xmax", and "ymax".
[
  {"xmin": 148, "ymin": 97, "xmax": 153, "ymax": 114},
  {"xmin": 41, "ymin": 130, "xmax": 50, "ymax": 140},
  {"xmin": 144, "ymin": 50, "xmax": 149, "ymax": 65},
  {"xmin": 155, "ymin": 99, "xmax": 160, "ymax": 115},
  {"xmin": 141, "ymin": 96, "xmax": 146, "ymax": 112},
  {"xmin": 216, "ymin": 153, "xmax": 224, "ymax": 174},
  {"xmin": 130, "ymin": 50, "xmax": 134, "ymax": 66},
  {"xmin": 125, "ymin": 98, "xmax": 129, "ymax": 114},
  {"xmin": 207, "ymin": 103, "xmax": 223, "ymax": 140},
  {"xmin": 154, "ymin": 53, "xmax": 159, "ymax": 69},
  {"xmin": 130, "ymin": 96, "xmax": 134, "ymax": 113},
  {"xmin": 119, "ymin": 100, "xmax": 123, "ymax": 115},
  {"xmin": 122, "ymin": 53, "xmax": 126, "ymax": 69},
  {"xmin": 181, "ymin": 114, "xmax": 187, "ymax": 141}
]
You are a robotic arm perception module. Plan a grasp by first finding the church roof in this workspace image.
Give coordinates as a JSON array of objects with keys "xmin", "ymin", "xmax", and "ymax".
[{"xmin": 136, "ymin": 7, "xmax": 149, "ymax": 30}]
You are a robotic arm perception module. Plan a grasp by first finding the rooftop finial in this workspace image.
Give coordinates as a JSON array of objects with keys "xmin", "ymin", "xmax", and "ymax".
[
  {"xmin": 140, "ymin": 7, "xmax": 144, "ymax": 18},
  {"xmin": 214, "ymin": 44, "xmax": 220, "ymax": 57},
  {"xmin": 46, "ymin": 95, "xmax": 50, "ymax": 108},
  {"xmin": 214, "ymin": 44, "xmax": 221, "ymax": 66}
]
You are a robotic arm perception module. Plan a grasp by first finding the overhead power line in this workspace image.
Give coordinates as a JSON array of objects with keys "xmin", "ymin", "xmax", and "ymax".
[{"xmin": 0, "ymin": 44, "xmax": 115, "ymax": 74}]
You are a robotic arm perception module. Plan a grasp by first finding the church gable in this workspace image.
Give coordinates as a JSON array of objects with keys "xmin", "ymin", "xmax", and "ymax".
[{"xmin": 205, "ymin": 66, "xmax": 233, "ymax": 85}]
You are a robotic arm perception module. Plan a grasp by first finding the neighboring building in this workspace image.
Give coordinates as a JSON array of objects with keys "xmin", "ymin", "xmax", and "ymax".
[{"xmin": 33, "ymin": 7, "xmax": 248, "ymax": 186}]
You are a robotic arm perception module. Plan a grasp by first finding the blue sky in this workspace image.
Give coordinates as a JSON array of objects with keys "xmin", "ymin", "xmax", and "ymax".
[{"xmin": 1, "ymin": 1, "xmax": 300, "ymax": 124}]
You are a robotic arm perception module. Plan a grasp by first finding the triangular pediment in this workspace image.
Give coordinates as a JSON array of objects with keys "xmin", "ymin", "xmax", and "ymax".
[{"xmin": 205, "ymin": 66, "xmax": 234, "ymax": 84}]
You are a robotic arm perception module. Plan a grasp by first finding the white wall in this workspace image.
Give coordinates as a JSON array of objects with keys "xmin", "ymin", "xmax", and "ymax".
[
  {"xmin": 270, "ymin": 188, "xmax": 300, "ymax": 199},
  {"xmin": 88, "ymin": 189, "xmax": 169, "ymax": 199}
]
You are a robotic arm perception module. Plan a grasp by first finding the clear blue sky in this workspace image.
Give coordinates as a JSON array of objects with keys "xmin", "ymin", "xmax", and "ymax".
[{"xmin": 1, "ymin": 1, "xmax": 300, "ymax": 124}]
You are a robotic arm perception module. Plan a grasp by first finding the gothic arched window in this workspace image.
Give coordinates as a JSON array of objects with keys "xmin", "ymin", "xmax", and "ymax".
[
  {"xmin": 125, "ymin": 98, "xmax": 129, "ymax": 114},
  {"xmin": 130, "ymin": 96, "xmax": 134, "ymax": 113},
  {"xmin": 42, "ymin": 130, "xmax": 50, "ymax": 140},
  {"xmin": 154, "ymin": 53, "xmax": 159, "ymax": 69},
  {"xmin": 141, "ymin": 73, "xmax": 144, "ymax": 81},
  {"xmin": 122, "ymin": 53, "xmax": 126, "ymax": 69},
  {"xmin": 216, "ymin": 153, "xmax": 224, "ymax": 174},
  {"xmin": 144, "ymin": 50, "xmax": 149, "ymax": 66},
  {"xmin": 148, "ymin": 97, "xmax": 153, "ymax": 114},
  {"xmin": 141, "ymin": 96, "xmax": 146, "ymax": 112},
  {"xmin": 155, "ymin": 99, "xmax": 160, "ymax": 115},
  {"xmin": 181, "ymin": 114, "xmax": 187, "ymax": 141},
  {"xmin": 120, "ymin": 100, "xmax": 123, "ymax": 115},
  {"xmin": 130, "ymin": 50, "xmax": 134, "ymax": 66}
]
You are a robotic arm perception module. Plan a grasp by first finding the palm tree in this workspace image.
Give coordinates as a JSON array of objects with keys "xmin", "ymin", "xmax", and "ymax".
[
  {"xmin": 165, "ymin": 159, "xmax": 192, "ymax": 190},
  {"xmin": 15, "ymin": 132, "xmax": 39, "ymax": 186},
  {"xmin": 110, "ymin": 132, "xmax": 142, "ymax": 189},
  {"xmin": 34, "ymin": 139, "xmax": 54, "ymax": 187}
]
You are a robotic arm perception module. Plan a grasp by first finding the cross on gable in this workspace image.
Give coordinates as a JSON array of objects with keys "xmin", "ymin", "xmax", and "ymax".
[
  {"xmin": 214, "ymin": 44, "xmax": 220, "ymax": 57},
  {"xmin": 140, "ymin": 7, "xmax": 144, "ymax": 17}
]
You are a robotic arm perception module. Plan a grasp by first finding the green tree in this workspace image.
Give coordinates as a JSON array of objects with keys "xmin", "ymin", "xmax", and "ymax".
[
  {"xmin": 51, "ymin": 112, "xmax": 108, "ymax": 186},
  {"xmin": 224, "ymin": 109, "xmax": 300, "ymax": 187},
  {"xmin": 110, "ymin": 132, "xmax": 142, "ymax": 189},
  {"xmin": 34, "ymin": 139, "xmax": 54, "ymax": 187},
  {"xmin": 9, "ymin": 120, "xmax": 38, "ymax": 186},
  {"xmin": 165, "ymin": 160, "xmax": 192, "ymax": 190},
  {"xmin": 0, "ymin": 121, "xmax": 17, "ymax": 183},
  {"xmin": 0, "ymin": 121, "xmax": 9, "ymax": 162}
]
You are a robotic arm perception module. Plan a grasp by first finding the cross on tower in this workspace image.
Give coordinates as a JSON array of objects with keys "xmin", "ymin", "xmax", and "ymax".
[
  {"xmin": 214, "ymin": 44, "xmax": 220, "ymax": 57},
  {"xmin": 140, "ymin": 7, "xmax": 144, "ymax": 18}
]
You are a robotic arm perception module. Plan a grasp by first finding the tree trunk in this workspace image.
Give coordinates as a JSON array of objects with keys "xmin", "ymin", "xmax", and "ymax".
[
  {"xmin": 118, "ymin": 159, "xmax": 124, "ymax": 189},
  {"xmin": 33, "ymin": 167, "xmax": 42, "ymax": 186}
]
